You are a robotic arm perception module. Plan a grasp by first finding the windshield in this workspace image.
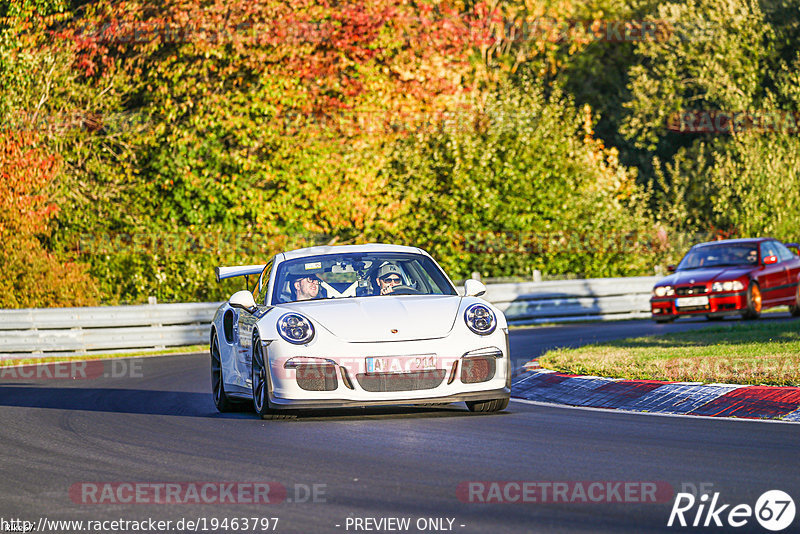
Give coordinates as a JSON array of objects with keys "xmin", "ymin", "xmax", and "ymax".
[
  {"xmin": 677, "ymin": 244, "xmax": 759, "ymax": 270},
  {"xmin": 271, "ymin": 252, "xmax": 457, "ymax": 304}
]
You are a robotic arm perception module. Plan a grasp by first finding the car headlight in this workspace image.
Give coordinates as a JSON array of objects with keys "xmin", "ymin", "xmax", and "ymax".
[
  {"xmin": 654, "ymin": 285, "xmax": 674, "ymax": 297},
  {"xmin": 277, "ymin": 313, "xmax": 314, "ymax": 344},
  {"xmin": 464, "ymin": 303, "xmax": 496, "ymax": 335},
  {"xmin": 712, "ymin": 280, "xmax": 745, "ymax": 292}
]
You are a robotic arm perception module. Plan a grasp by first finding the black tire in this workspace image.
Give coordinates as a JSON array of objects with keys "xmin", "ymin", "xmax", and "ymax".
[
  {"xmin": 251, "ymin": 335, "xmax": 296, "ymax": 420},
  {"xmin": 211, "ymin": 332, "xmax": 238, "ymax": 413},
  {"xmin": 741, "ymin": 281, "xmax": 762, "ymax": 320},
  {"xmin": 466, "ymin": 397, "xmax": 509, "ymax": 413},
  {"xmin": 790, "ymin": 283, "xmax": 800, "ymax": 317}
]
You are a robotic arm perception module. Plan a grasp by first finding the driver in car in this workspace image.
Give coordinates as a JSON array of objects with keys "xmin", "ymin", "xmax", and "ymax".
[{"xmin": 375, "ymin": 263, "xmax": 404, "ymax": 295}]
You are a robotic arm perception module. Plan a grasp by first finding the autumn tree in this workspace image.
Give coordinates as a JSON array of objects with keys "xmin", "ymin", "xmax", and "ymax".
[{"xmin": 0, "ymin": 132, "xmax": 98, "ymax": 307}]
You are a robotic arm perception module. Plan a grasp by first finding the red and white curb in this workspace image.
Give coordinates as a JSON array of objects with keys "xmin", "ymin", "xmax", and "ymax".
[{"xmin": 512, "ymin": 369, "xmax": 800, "ymax": 421}]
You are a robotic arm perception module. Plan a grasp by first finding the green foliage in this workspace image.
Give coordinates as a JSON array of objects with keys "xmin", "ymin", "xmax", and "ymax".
[
  {"xmin": 383, "ymin": 78, "xmax": 658, "ymax": 279},
  {"xmin": 620, "ymin": 0, "xmax": 800, "ymax": 240},
  {"xmin": 37, "ymin": 0, "xmax": 478, "ymax": 303},
  {"xmin": 622, "ymin": 0, "xmax": 777, "ymax": 151},
  {"xmin": 659, "ymin": 135, "xmax": 800, "ymax": 240},
  {"xmin": 2, "ymin": 0, "xmax": 799, "ymax": 307}
]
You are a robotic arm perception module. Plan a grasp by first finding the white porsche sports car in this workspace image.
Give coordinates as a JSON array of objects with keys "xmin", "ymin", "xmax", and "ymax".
[{"xmin": 210, "ymin": 244, "xmax": 511, "ymax": 418}]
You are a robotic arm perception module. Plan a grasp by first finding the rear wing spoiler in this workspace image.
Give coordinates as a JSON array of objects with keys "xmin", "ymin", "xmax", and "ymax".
[
  {"xmin": 786, "ymin": 243, "xmax": 800, "ymax": 254},
  {"xmin": 215, "ymin": 264, "xmax": 266, "ymax": 282}
]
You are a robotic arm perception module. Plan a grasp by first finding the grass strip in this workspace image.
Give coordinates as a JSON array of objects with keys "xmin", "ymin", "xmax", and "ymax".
[{"xmin": 539, "ymin": 320, "xmax": 800, "ymax": 386}]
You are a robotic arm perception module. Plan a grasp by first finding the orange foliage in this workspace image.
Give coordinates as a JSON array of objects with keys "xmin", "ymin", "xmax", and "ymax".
[
  {"xmin": 58, "ymin": 0, "xmax": 489, "ymax": 118},
  {"xmin": 0, "ymin": 131, "xmax": 60, "ymax": 237},
  {"xmin": 0, "ymin": 132, "xmax": 98, "ymax": 308}
]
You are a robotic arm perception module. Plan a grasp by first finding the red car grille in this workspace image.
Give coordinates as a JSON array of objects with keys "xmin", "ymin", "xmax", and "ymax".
[{"xmin": 675, "ymin": 285, "xmax": 707, "ymax": 296}]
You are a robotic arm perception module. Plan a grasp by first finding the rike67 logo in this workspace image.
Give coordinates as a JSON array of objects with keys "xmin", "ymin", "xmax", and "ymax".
[{"xmin": 668, "ymin": 489, "xmax": 795, "ymax": 531}]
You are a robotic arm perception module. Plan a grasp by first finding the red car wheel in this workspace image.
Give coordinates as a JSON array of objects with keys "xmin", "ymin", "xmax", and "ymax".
[
  {"xmin": 790, "ymin": 283, "xmax": 800, "ymax": 317},
  {"xmin": 742, "ymin": 281, "xmax": 762, "ymax": 320}
]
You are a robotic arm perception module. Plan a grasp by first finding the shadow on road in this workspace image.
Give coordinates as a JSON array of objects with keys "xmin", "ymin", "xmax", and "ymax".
[{"xmin": 0, "ymin": 385, "xmax": 501, "ymax": 421}]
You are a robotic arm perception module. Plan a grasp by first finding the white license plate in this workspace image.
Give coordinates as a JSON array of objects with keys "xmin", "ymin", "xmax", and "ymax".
[
  {"xmin": 365, "ymin": 355, "xmax": 437, "ymax": 374},
  {"xmin": 675, "ymin": 296, "xmax": 709, "ymax": 308}
]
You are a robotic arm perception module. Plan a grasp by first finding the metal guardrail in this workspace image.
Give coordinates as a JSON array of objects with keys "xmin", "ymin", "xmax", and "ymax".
[
  {"xmin": 0, "ymin": 277, "xmax": 658, "ymax": 357},
  {"xmin": 482, "ymin": 276, "xmax": 658, "ymax": 325},
  {"xmin": 0, "ymin": 303, "xmax": 220, "ymax": 357}
]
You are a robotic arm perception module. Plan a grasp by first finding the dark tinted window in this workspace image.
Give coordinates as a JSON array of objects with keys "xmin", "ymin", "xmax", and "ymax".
[
  {"xmin": 677, "ymin": 243, "xmax": 758, "ymax": 270},
  {"xmin": 774, "ymin": 242, "xmax": 795, "ymax": 262}
]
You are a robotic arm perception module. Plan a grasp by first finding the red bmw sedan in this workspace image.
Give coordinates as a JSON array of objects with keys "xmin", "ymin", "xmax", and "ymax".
[{"xmin": 651, "ymin": 238, "xmax": 800, "ymax": 322}]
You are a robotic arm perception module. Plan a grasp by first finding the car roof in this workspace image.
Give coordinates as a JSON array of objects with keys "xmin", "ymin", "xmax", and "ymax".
[
  {"xmin": 693, "ymin": 237, "xmax": 773, "ymax": 248},
  {"xmin": 280, "ymin": 243, "xmax": 428, "ymax": 261}
]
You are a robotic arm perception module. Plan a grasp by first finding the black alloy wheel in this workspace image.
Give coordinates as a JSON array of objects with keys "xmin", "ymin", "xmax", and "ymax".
[
  {"xmin": 211, "ymin": 333, "xmax": 238, "ymax": 412},
  {"xmin": 252, "ymin": 336, "xmax": 295, "ymax": 420}
]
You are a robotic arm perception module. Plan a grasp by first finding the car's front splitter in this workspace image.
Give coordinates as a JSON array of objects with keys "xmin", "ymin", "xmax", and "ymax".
[{"xmin": 267, "ymin": 387, "xmax": 510, "ymax": 410}]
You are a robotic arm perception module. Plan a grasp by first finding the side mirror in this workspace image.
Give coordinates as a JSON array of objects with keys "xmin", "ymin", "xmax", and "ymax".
[
  {"xmin": 667, "ymin": 264, "xmax": 677, "ymax": 273},
  {"xmin": 229, "ymin": 290, "xmax": 257, "ymax": 312},
  {"xmin": 763, "ymin": 255, "xmax": 778, "ymax": 265},
  {"xmin": 464, "ymin": 279, "xmax": 487, "ymax": 297}
]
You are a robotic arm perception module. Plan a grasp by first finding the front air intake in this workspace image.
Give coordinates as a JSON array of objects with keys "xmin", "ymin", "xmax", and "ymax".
[
  {"xmin": 460, "ymin": 356, "xmax": 496, "ymax": 384},
  {"xmin": 295, "ymin": 363, "xmax": 338, "ymax": 391},
  {"xmin": 356, "ymin": 370, "xmax": 446, "ymax": 392}
]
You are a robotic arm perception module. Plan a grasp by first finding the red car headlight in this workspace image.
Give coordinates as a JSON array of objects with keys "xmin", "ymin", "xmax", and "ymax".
[
  {"xmin": 654, "ymin": 285, "xmax": 674, "ymax": 297},
  {"xmin": 712, "ymin": 281, "xmax": 745, "ymax": 292}
]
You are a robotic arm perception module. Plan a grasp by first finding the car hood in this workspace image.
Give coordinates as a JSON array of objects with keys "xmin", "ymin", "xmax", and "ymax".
[
  {"xmin": 282, "ymin": 295, "xmax": 462, "ymax": 342},
  {"xmin": 661, "ymin": 266, "xmax": 753, "ymax": 286}
]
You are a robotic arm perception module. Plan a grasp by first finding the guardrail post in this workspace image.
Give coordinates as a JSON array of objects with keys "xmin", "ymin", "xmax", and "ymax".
[{"xmin": 148, "ymin": 296, "xmax": 165, "ymax": 349}]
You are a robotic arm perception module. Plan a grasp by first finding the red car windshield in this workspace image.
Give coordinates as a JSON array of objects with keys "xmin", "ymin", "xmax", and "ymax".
[{"xmin": 677, "ymin": 244, "xmax": 758, "ymax": 270}]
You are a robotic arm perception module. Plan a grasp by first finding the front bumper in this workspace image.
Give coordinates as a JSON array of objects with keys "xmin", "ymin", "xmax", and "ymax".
[
  {"xmin": 650, "ymin": 291, "xmax": 747, "ymax": 318},
  {"xmin": 263, "ymin": 328, "xmax": 510, "ymax": 408}
]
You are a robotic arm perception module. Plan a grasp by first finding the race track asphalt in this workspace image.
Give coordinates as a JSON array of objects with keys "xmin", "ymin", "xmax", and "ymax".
[{"xmin": 1, "ymin": 317, "xmax": 798, "ymax": 533}]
